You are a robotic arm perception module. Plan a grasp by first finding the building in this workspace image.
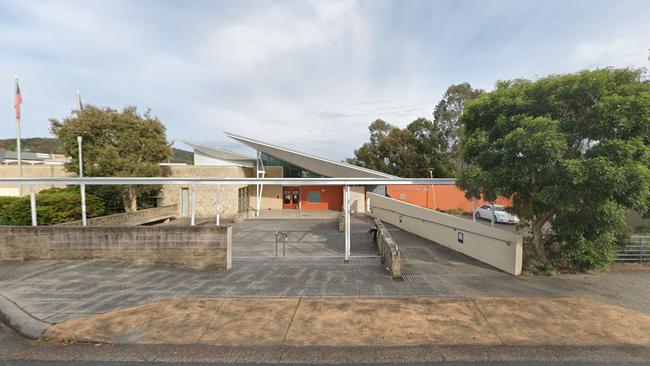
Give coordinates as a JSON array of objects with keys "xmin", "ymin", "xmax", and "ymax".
[
  {"xmin": 161, "ymin": 132, "xmax": 392, "ymax": 218},
  {"xmin": 0, "ymin": 150, "xmax": 68, "ymax": 165}
]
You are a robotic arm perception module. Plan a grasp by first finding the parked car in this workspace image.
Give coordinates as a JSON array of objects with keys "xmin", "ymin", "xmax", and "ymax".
[{"xmin": 476, "ymin": 204, "xmax": 519, "ymax": 224}]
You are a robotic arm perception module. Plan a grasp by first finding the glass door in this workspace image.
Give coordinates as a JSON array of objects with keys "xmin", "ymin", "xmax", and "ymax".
[{"xmin": 282, "ymin": 186, "xmax": 299, "ymax": 209}]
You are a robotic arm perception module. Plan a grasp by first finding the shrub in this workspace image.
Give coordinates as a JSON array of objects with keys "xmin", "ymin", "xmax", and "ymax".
[{"xmin": 0, "ymin": 187, "xmax": 105, "ymax": 225}]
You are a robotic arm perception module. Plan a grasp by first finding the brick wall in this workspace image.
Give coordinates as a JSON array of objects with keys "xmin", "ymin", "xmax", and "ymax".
[
  {"xmin": 0, "ymin": 165, "xmax": 69, "ymax": 196},
  {"xmin": 160, "ymin": 165, "xmax": 251, "ymax": 218},
  {"xmin": 373, "ymin": 219, "xmax": 401, "ymax": 278},
  {"xmin": 0, "ymin": 225, "xmax": 232, "ymax": 270},
  {"xmin": 249, "ymin": 166, "xmax": 283, "ymax": 211}
]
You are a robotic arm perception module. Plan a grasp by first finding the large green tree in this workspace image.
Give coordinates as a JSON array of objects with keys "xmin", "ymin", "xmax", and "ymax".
[
  {"xmin": 51, "ymin": 105, "xmax": 172, "ymax": 212},
  {"xmin": 433, "ymin": 83, "xmax": 484, "ymax": 172},
  {"xmin": 348, "ymin": 118, "xmax": 455, "ymax": 177},
  {"xmin": 458, "ymin": 68, "xmax": 650, "ymax": 269}
]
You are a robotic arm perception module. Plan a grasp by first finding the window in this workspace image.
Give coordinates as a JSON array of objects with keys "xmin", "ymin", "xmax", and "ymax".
[
  {"xmin": 238, "ymin": 187, "xmax": 249, "ymax": 213},
  {"xmin": 308, "ymin": 191, "xmax": 320, "ymax": 203}
]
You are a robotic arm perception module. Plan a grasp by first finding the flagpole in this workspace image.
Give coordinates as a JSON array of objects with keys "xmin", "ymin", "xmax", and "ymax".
[{"xmin": 14, "ymin": 76, "xmax": 22, "ymax": 196}]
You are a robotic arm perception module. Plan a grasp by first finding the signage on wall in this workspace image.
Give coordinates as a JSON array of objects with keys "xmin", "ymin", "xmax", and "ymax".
[{"xmin": 457, "ymin": 232, "xmax": 464, "ymax": 244}]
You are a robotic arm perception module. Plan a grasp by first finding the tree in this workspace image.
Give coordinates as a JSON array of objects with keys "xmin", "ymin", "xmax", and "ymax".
[
  {"xmin": 433, "ymin": 83, "xmax": 483, "ymax": 172},
  {"xmin": 50, "ymin": 106, "xmax": 172, "ymax": 212},
  {"xmin": 458, "ymin": 68, "xmax": 650, "ymax": 269},
  {"xmin": 347, "ymin": 118, "xmax": 455, "ymax": 177}
]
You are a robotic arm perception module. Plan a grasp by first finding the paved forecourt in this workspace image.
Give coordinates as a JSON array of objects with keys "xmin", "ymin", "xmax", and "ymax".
[{"xmin": 0, "ymin": 215, "xmax": 649, "ymax": 324}]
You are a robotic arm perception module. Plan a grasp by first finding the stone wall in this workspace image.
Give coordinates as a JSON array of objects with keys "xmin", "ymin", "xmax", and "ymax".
[
  {"xmin": 58, "ymin": 205, "xmax": 178, "ymax": 226},
  {"xmin": 0, "ymin": 225, "xmax": 232, "ymax": 269},
  {"xmin": 160, "ymin": 165, "xmax": 251, "ymax": 218},
  {"xmin": 373, "ymin": 218, "xmax": 401, "ymax": 278},
  {"xmin": 0, "ymin": 165, "xmax": 69, "ymax": 197},
  {"xmin": 249, "ymin": 166, "xmax": 283, "ymax": 212}
]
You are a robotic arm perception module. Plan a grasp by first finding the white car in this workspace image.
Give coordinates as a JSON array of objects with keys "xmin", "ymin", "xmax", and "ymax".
[{"xmin": 476, "ymin": 204, "xmax": 519, "ymax": 224}]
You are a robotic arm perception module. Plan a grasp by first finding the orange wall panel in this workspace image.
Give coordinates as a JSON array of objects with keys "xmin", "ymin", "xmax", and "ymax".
[
  {"xmin": 386, "ymin": 185, "xmax": 511, "ymax": 212},
  {"xmin": 299, "ymin": 185, "xmax": 343, "ymax": 211}
]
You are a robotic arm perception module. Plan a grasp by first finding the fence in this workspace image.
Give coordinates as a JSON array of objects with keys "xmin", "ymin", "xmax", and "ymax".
[
  {"xmin": 616, "ymin": 236, "xmax": 649, "ymax": 262},
  {"xmin": 0, "ymin": 176, "xmax": 454, "ymax": 262}
]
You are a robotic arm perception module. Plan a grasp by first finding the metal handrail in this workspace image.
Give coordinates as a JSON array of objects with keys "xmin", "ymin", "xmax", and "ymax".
[
  {"xmin": 275, "ymin": 231, "xmax": 289, "ymax": 257},
  {"xmin": 0, "ymin": 177, "xmax": 457, "ymax": 186}
]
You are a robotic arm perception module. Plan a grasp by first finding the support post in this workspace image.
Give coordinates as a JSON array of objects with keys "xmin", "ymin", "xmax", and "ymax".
[
  {"xmin": 14, "ymin": 77, "xmax": 22, "ymax": 196},
  {"xmin": 255, "ymin": 151, "xmax": 265, "ymax": 217},
  {"xmin": 344, "ymin": 185, "xmax": 351, "ymax": 263},
  {"xmin": 215, "ymin": 184, "xmax": 221, "ymax": 226},
  {"xmin": 29, "ymin": 185, "xmax": 36, "ymax": 226},
  {"xmin": 78, "ymin": 136, "xmax": 87, "ymax": 226},
  {"xmin": 190, "ymin": 184, "xmax": 196, "ymax": 226},
  {"xmin": 472, "ymin": 199, "xmax": 476, "ymax": 223},
  {"xmin": 490, "ymin": 203, "xmax": 495, "ymax": 228},
  {"xmin": 431, "ymin": 184, "xmax": 437, "ymax": 210}
]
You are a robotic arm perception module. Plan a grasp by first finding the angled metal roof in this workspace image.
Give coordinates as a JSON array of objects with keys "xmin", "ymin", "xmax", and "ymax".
[
  {"xmin": 224, "ymin": 132, "xmax": 395, "ymax": 178},
  {"xmin": 181, "ymin": 140, "xmax": 257, "ymax": 167}
]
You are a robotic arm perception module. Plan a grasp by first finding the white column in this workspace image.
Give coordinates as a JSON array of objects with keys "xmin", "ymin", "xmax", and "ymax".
[
  {"xmin": 344, "ymin": 185, "xmax": 351, "ymax": 262},
  {"xmin": 29, "ymin": 185, "xmax": 37, "ymax": 226},
  {"xmin": 472, "ymin": 199, "xmax": 476, "ymax": 223},
  {"xmin": 215, "ymin": 184, "xmax": 221, "ymax": 226},
  {"xmin": 190, "ymin": 184, "xmax": 196, "ymax": 226},
  {"xmin": 15, "ymin": 77, "xmax": 22, "ymax": 196},
  {"xmin": 490, "ymin": 204, "xmax": 495, "ymax": 228},
  {"xmin": 78, "ymin": 136, "xmax": 87, "ymax": 226}
]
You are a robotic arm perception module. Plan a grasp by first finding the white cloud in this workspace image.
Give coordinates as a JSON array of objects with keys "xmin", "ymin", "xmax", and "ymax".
[{"xmin": 0, "ymin": 0, "xmax": 649, "ymax": 161}]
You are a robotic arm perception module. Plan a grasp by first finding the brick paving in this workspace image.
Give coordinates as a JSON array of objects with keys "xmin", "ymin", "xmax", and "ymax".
[{"xmin": 0, "ymin": 217, "xmax": 649, "ymax": 324}]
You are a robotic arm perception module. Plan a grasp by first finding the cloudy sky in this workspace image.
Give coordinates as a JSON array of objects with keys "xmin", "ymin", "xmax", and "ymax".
[{"xmin": 0, "ymin": 0, "xmax": 648, "ymax": 160}]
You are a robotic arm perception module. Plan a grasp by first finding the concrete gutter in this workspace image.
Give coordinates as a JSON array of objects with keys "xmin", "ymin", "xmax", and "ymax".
[{"xmin": 0, "ymin": 295, "xmax": 50, "ymax": 339}]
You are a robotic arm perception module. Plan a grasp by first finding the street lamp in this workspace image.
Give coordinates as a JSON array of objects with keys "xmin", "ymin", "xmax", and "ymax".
[{"xmin": 77, "ymin": 136, "xmax": 87, "ymax": 226}]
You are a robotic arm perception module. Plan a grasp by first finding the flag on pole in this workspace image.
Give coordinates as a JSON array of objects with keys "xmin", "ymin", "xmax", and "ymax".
[{"xmin": 14, "ymin": 79, "xmax": 23, "ymax": 120}]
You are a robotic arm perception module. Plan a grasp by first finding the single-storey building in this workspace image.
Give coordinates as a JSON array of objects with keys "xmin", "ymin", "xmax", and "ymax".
[{"xmin": 159, "ymin": 132, "xmax": 389, "ymax": 218}]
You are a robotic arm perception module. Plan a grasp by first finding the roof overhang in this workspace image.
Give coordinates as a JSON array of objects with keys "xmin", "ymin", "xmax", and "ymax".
[
  {"xmin": 224, "ymin": 132, "xmax": 395, "ymax": 178},
  {"xmin": 182, "ymin": 140, "xmax": 257, "ymax": 167}
]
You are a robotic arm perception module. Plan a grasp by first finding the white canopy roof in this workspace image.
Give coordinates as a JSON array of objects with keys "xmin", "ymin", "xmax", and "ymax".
[{"xmin": 224, "ymin": 132, "xmax": 395, "ymax": 178}]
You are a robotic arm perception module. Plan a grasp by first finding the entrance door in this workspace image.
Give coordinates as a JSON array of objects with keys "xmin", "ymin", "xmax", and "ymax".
[
  {"xmin": 282, "ymin": 186, "xmax": 300, "ymax": 209},
  {"xmin": 181, "ymin": 187, "xmax": 189, "ymax": 217}
]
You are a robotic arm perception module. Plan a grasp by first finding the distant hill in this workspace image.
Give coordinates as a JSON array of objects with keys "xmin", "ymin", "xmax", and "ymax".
[
  {"xmin": 0, "ymin": 137, "xmax": 62, "ymax": 154},
  {"xmin": 0, "ymin": 137, "xmax": 193, "ymax": 164}
]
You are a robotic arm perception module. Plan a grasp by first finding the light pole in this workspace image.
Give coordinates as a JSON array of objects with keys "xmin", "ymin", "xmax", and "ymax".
[
  {"xmin": 428, "ymin": 169, "xmax": 436, "ymax": 210},
  {"xmin": 78, "ymin": 136, "xmax": 87, "ymax": 226}
]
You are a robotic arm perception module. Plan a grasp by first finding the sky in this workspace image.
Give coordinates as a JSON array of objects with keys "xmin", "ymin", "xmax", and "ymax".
[{"xmin": 0, "ymin": 0, "xmax": 649, "ymax": 161}]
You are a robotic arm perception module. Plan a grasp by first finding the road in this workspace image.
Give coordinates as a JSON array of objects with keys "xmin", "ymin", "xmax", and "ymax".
[{"xmin": 0, "ymin": 361, "xmax": 646, "ymax": 365}]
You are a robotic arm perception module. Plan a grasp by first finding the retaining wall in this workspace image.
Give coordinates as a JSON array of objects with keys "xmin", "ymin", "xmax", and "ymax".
[
  {"xmin": 57, "ymin": 205, "xmax": 178, "ymax": 226},
  {"xmin": 0, "ymin": 225, "xmax": 232, "ymax": 270},
  {"xmin": 373, "ymin": 218, "xmax": 401, "ymax": 278},
  {"xmin": 368, "ymin": 193, "xmax": 522, "ymax": 275}
]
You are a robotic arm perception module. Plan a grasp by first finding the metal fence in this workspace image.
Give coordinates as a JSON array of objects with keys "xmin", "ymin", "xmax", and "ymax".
[
  {"xmin": 0, "ymin": 176, "xmax": 454, "ymax": 262},
  {"xmin": 616, "ymin": 236, "xmax": 649, "ymax": 262}
]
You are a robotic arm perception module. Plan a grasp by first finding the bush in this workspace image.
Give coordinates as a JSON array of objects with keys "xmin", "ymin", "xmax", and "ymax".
[
  {"xmin": 548, "ymin": 201, "xmax": 625, "ymax": 270},
  {"xmin": 0, "ymin": 187, "xmax": 105, "ymax": 225}
]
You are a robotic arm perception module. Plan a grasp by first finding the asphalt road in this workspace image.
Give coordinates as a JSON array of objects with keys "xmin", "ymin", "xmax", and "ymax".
[
  {"xmin": 0, "ymin": 323, "xmax": 28, "ymax": 356},
  {"xmin": 0, "ymin": 361, "xmax": 646, "ymax": 365}
]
